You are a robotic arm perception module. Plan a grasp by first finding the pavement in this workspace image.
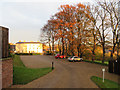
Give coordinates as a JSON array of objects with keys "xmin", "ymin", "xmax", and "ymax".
[
  {"xmin": 12, "ymin": 55, "xmax": 120, "ymax": 88},
  {"xmin": 20, "ymin": 55, "xmax": 52, "ymax": 68}
]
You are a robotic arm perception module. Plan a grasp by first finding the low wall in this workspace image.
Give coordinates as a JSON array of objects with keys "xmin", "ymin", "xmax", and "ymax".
[{"xmin": 2, "ymin": 58, "xmax": 13, "ymax": 88}]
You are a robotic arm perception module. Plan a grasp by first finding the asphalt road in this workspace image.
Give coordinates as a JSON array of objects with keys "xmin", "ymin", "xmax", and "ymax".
[{"xmin": 13, "ymin": 55, "xmax": 120, "ymax": 88}]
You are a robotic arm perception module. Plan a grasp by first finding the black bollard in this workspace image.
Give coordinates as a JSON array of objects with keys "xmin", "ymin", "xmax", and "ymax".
[{"xmin": 52, "ymin": 61, "xmax": 54, "ymax": 70}]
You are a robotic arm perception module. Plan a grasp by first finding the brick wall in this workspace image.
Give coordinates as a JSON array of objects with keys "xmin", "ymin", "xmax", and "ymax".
[{"xmin": 2, "ymin": 58, "xmax": 13, "ymax": 88}]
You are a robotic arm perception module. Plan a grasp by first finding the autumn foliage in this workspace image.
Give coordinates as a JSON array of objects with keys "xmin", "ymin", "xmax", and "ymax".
[{"xmin": 40, "ymin": 2, "xmax": 119, "ymax": 63}]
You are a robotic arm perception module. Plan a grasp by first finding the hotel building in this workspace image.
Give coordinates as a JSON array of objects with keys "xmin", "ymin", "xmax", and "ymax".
[{"xmin": 16, "ymin": 41, "xmax": 43, "ymax": 53}]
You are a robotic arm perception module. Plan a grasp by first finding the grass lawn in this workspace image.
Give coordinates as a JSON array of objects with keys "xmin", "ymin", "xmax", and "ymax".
[
  {"xmin": 83, "ymin": 60, "xmax": 108, "ymax": 66},
  {"xmin": 13, "ymin": 55, "xmax": 25, "ymax": 67},
  {"xmin": 13, "ymin": 55, "xmax": 52, "ymax": 85},
  {"xmin": 91, "ymin": 76, "xmax": 120, "ymax": 88}
]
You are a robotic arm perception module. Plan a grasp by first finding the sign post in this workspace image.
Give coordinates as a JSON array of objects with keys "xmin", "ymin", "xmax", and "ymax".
[{"xmin": 102, "ymin": 68, "xmax": 105, "ymax": 82}]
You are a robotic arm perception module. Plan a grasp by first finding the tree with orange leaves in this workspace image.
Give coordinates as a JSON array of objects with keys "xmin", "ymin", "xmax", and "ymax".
[
  {"xmin": 74, "ymin": 3, "xmax": 92, "ymax": 57},
  {"xmin": 40, "ymin": 2, "xmax": 112, "ymax": 63}
]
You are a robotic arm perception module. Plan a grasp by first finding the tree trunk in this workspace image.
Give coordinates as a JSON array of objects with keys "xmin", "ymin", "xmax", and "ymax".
[
  {"xmin": 102, "ymin": 19, "xmax": 105, "ymax": 64},
  {"xmin": 111, "ymin": 32, "xmax": 116, "ymax": 60},
  {"xmin": 58, "ymin": 39, "xmax": 61, "ymax": 55},
  {"xmin": 62, "ymin": 37, "xmax": 64, "ymax": 55},
  {"xmin": 117, "ymin": 39, "xmax": 120, "ymax": 60},
  {"xmin": 71, "ymin": 44, "xmax": 74, "ymax": 56},
  {"xmin": 65, "ymin": 39, "xmax": 68, "ymax": 56},
  {"xmin": 71, "ymin": 28, "xmax": 74, "ymax": 56},
  {"xmin": 77, "ymin": 46, "xmax": 80, "ymax": 57},
  {"xmin": 49, "ymin": 38, "xmax": 51, "ymax": 53},
  {"xmin": 79, "ymin": 46, "xmax": 82, "ymax": 58},
  {"xmin": 52, "ymin": 36, "xmax": 54, "ymax": 55},
  {"xmin": 92, "ymin": 35, "xmax": 96, "ymax": 62},
  {"xmin": 102, "ymin": 42, "xmax": 105, "ymax": 64},
  {"xmin": 80, "ymin": 52, "xmax": 83, "ymax": 58}
]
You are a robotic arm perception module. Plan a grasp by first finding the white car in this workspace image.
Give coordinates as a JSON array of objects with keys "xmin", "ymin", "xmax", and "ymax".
[{"xmin": 68, "ymin": 56, "xmax": 83, "ymax": 62}]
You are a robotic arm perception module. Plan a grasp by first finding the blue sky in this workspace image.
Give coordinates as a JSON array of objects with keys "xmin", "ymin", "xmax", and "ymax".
[{"xmin": 0, "ymin": 0, "xmax": 94, "ymax": 44}]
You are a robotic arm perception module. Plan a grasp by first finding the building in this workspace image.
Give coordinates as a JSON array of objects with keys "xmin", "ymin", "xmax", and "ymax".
[
  {"xmin": 16, "ymin": 41, "xmax": 43, "ymax": 53},
  {"xmin": 0, "ymin": 26, "xmax": 9, "ymax": 59}
]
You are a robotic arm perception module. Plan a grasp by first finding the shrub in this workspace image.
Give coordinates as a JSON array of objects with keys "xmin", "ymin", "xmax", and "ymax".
[{"xmin": 15, "ymin": 53, "xmax": 33, "ymax": 55}]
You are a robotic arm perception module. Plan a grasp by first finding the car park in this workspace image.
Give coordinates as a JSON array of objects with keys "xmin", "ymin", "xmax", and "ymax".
[{"xmin": 68, "ymin": 56, "xmax": 83, "ymax": 62}]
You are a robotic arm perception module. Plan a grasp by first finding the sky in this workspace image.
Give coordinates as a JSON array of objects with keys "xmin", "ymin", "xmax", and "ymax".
[{"xmin": 0, "ymin": 0, "xmax": 95, "ymax": 44}]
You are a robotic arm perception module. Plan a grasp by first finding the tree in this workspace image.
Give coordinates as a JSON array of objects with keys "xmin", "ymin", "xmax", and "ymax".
[
  {"xmin": 88, "ymin": 5, "xmax": 101, "ymax": 61},
  {"xmin": 95, "ymin": 5, "xmax": 110, "ymax": 63},
  {"xmin": 74, "ymin": 3, "xmax": 92, "ymax": 58},
  {"xmin": 97, "ymin": 0, "xmax": 119, "ymax": 60}
]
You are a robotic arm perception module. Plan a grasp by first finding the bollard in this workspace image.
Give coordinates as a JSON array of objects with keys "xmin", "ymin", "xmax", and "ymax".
[
  {"xmin": 52, "ymin": 61, "xmax": 54, "ymax": 70},
  {"xmin": 102, "ymin": 68, "xmax": 105, "ymax": 82}
]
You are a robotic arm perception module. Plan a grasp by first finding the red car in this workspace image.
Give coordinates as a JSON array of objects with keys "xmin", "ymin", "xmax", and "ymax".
[{"xmin": 55, "ymin": 54, "xmax": 66, "ymax": 59}]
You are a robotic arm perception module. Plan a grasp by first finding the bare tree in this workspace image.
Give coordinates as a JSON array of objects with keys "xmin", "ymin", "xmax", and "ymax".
[
  {"xmin": 88, "ymin": 5, "xmax": 100, "ymax": 61},
  {"xmin": 97, "ymin": 0, "xmax": 119, "ymax": 60},
  {"xmin": 95, "ymin": 5, "xmax": 110, "ymax": 63}
]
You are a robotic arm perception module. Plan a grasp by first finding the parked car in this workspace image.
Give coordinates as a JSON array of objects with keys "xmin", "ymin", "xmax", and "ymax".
[
  {"xmin": 59, "ymin": 55, "xmax": 66, "ymax": 59},
  {"xmin": 68, "ymin": 56, "xmax": 83, "ymax": 62},
  {"xmin": 55, "ymin": 54, "xmax": 60, "ymax": 59},
  {"xmin": 55, "ymin": 54, "xmax": 66, "ymax": 59}
]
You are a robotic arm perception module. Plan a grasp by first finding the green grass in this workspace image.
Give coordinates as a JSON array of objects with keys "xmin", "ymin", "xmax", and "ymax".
[
  {"xmin": 13, "ymin": 67, "xmax": 52, "ymax": 84},
  {"xmin": 83, "ymin": 60, "xmax": 108, "ymax": 66},
  {"xmin": 13, "ymin": 55, "xmax": 52, "ymax": 85},
  {"xmin": 91, "ymin": 76, "xmax": 120, "ymax": 88},
  {"xmin": 33, "ymin": 53, "xmax": 43, "ymax": 55},
  {"xmin": 13, "ymin": 55, "xmax": 25, "ymax": 67}
]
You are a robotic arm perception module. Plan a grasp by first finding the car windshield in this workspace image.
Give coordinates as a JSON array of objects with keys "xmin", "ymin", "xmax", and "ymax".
[{"xmin": 74, "ymin": 57, "xmax": 78, "ymax": 58}]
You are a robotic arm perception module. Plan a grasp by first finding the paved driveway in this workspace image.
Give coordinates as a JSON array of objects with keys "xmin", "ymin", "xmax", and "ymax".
[
  {"xmin": 20, "ymin": 55, "xmax": 52, "ymax": 68},
  {"xmin": 13, "ymin": 55, "xmax": 120, "ymax": 88}
]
